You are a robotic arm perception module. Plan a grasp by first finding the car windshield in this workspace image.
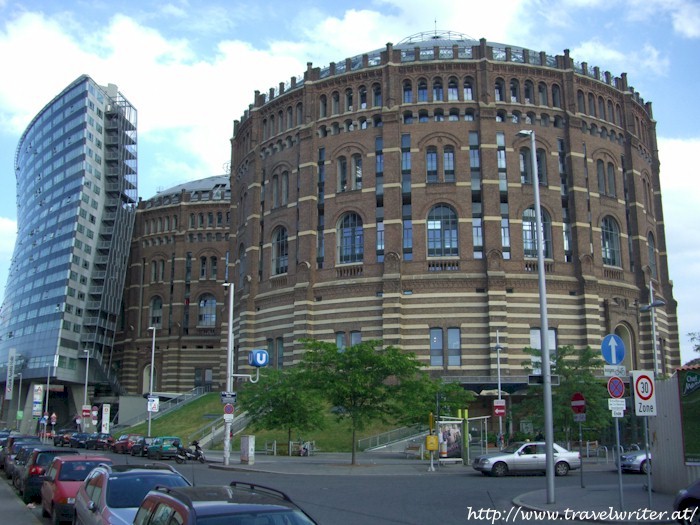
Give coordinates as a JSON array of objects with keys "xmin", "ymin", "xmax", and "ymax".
[
  {"xmin": 501, "ymin": 443, "xmax": 523, "ymax": 454},
  {"xmin": 59, "ymin": 461, "xmax": 108, "ymax": 481},
  {"xmin": 198, "ymin": 510, "xmax": 316, "ymax": 525},
  {"xmin": 106, "ymin": 475, "xmax": 189, "ymax": 508}
]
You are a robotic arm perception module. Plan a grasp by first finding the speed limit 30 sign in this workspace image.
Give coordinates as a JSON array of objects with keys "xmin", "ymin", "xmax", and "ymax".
[{"xmin": 631, "ymin": 370, "xmax": 657, "ymax": 416}]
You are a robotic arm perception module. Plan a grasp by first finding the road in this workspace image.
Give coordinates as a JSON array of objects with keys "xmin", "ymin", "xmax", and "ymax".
[{"xmin": 6, "ymin": 451, "xmax": 664, "ymax": 525}]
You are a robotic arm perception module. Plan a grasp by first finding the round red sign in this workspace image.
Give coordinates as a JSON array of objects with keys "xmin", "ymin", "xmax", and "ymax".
[{"xmin": 571, "ymin": 392, "xmax": 586, "ymax": 414}]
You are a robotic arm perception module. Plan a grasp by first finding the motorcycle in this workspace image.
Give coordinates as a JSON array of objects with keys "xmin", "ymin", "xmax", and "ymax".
[{"xmin": 175, "ymin": 440, "xmax": 206, "ymax": 464}]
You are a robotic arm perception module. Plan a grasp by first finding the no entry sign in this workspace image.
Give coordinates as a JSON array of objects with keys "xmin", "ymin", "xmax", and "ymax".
[{"xmin": 571, "ymin": 392, "xmax": 586, "ymax": 414}]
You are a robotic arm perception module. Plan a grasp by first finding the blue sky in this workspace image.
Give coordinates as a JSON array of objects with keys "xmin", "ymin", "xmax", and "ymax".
[{"xmin": 1, "ymin": 0, "xmax": 699, "ymax": 363}]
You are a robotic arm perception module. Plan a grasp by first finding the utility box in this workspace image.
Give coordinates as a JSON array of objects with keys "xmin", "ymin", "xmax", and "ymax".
[{"xmin": 241, "ymin": 435, "xmax": 255, "ymax": 465}]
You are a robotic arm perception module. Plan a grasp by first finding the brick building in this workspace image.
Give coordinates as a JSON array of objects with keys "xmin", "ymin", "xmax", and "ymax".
[{"xmin": 227, "ymin": 31, "xmax": 679, "ymax": 395}]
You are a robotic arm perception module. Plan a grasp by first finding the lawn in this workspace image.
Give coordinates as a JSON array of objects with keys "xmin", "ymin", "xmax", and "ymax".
[{"xmin": 118, "ymin": 393, "xmax": 405, "ymax": 453}]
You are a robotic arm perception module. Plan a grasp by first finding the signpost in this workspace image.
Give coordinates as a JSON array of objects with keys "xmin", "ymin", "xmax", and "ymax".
[
  {"xmin": 631, "ymin": 370, "xmax": 657, "ymax": 509},
  {"xmin": 493, "ymin": 399, "xmax": 506, "ymax": 418},
  {"xmin": 571, "ymin": 392, "xmax": 586, "ymax": 488},
  {"xmin": 601, "ymin": 334, "xmax": 626, "ymax": 512}
]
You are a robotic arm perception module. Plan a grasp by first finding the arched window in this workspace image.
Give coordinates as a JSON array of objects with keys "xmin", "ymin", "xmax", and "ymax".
[
  {"xmin": 495, "ymin": 79, "xmax": 505, "ymax": 102},
  {"xmin": 432, "ymin": 78, "xmax": 443, "ymax": 101},
  {"xmin": 331, "ymin": 91, "xmax": 340, "ymax": 114},
  {"xmin": 434, "ymin": 109, "xmax": 444, "ymax": 122},
  {"xmin": 200, "ymin": 256, "xmax": 207, "ymax": 279},
  {"xmin": 417, "ymin": 79, "xmax": 428, "ymax": 102},
  {"xmin": 448, "ymin": 108, "xmax": 459, "ymax": 121},
  {"xmin": 463, "ymin": 78, "xmax": 474, "ymax": 100},
  {"xmin": 296, "ymin": 103, "xmax": 303, "ymax": 126},
  {"xmin": 149, "ymin": 296, "xmax": 163, "ymax": 328},
  {"xmin": 337, "ymin": 212, "xmax": 364, "ymax": 264},
  {"xmin": 150, "ymin": 260, "xmax": 157, "ymax": 283},
  {"xmin": 648, "ymin": 233, "xmax": 657, "ymax": 279},
  {"xmin": 598, "ymin": 97, "xmax": 606, "ymax": 120},
  {"xmin": 447, "ymin": 77, "xmax": 459, "ymax": 101},
  {"xmin": 601, "ymin": 216, "xmax": 621, "ymax": 266},
  {"xmin": 607, "ymin": 100, "xmax": 614, "ymax": 124},
  {"xmin": 351, "ymin": 154, "xmax": 363, "ymax": 190},
  {"xmin": 418, "ymin": 110, "xmax": 429, "ymax": 123},
  {"xmin": 509, "ymin": 79, "xmax": 520, "ymax": 102},
  {"xmin": 427, "ymin": 205, "xmax": 458, "ymax": 257},
  {"xmin": 403, "ymin": 80, "xmax": 413, "ymax": 103},
  {"xmin": 577, "ymin": 91, "xmax": 586, "ymax": 113},
  {"xmin": 403, "ymin": 111, "xmax": 413, "ymax": 124},
  {"xmin": 337, "ymin": 156, "xmax": 348, "ymax": 191},
  {"xmin": 552, "ymin": 84, "xmax": 562, "ymax": 108},
  {"xmin": 272, "ymin": 227, "xmax": 288, "ymax": 275},
  {"xmin": 238, "ymin": 243, "xmax": 246, "ymax": 287},
  {"xmin": 523, "ymin": 207, "xmax": 553, "ymax": 258},
  {"xmin": 426, "ymin": 147, "xmax": 438, "ymax": 183},
  {"xmin": 210, "ymin": 256, "xmax": 218, "ymax": 279},
  {"xmin": 281, "ymin": 171, "xmax": 289, "ymax": 205},
  {"xmin": 198, "ymin": 213, "xmax": 204, "ymax": 228},
  {"xmin": 189, "ymin": 214, "xmax": 195, "ymax": 228},
  {"xmin": 372, "ymin": 83, "xmax": 382, "ymax": 107},
  {"xmin": 538, "ymin": 83, "xmax": 548, "ymax": 106},
  {"xmin": 588, "ymin": 93, "xmax": 596, "ymax": 117},
  {"xmin": 536, "ymin": 149, "xmax": 547, "ymax": 185},
  {"xmin": 597, "ymin": 160, "xmax": 606, "ymax": 194},
  {"xmin": 272, "ymin": 174, "xmax": 279, "ymax": 207},
  {"xmin": 520, "ymin": 147, "xmax": 532, "ymax": 184},
  {"xmin": 198, "ymin": 293, "xmax": 217, "ymax": 327},
  {"xmin": 443, "ymin": 146, "xmax": 455, "ymax": 182},
  {"xmin": 606, "ymin": 162, "xmax": 616, "ymax": 197},
  {"xmin": 345, "ymin": 88, "xmax": 353, "ymax": 111},
  {"xmin": 358, "ymin": 86, "xmax": 367, "ymax": 109},
  {"xmin": 319, "ymin": 95, "xmax": 327, "ymax": 118}
]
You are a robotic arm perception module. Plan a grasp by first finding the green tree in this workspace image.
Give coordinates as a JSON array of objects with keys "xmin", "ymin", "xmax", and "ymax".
[
  {"xmin": 393, "ymin": 375, "xmax": 476, "ymax": 426},
  {"xmin": 298, "ymin": 339, "xmax": 424, "ymax": 464},
  {"xmin": 237, "ymin": 367, "xmax": 326, "ymax": 445},
  {"xmin": 513, "ymin": 345, "xmax": 608, "ymax": 441}
]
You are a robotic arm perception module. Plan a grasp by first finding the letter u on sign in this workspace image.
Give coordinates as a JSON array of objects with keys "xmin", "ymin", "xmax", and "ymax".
[{"xmin": 248, "ymin": 349, "xmax": 269, "ymax": 367}]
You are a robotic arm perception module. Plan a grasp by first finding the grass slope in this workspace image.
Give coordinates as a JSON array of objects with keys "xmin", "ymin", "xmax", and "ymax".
[{"xmin": 119, "ymin": 393, "xmax": 402, "ymax": 453}]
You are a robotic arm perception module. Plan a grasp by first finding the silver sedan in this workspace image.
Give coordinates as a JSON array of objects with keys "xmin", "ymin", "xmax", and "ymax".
[
  {"xmin": 617, "ymin": 450, "xmax": 652, "ymax": 474},
  {"xmin": 472, "ymin": 441, "xmax": 581, "ymax": 477}
]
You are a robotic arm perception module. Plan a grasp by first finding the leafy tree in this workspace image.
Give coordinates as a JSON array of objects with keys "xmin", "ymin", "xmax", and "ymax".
[
  {"xmin": 393, "ymin": 374, "xmax": 476, "ymax": 426},
  {"xmin": 298, "ymin": 339, "xmax": 424, "ymax": 464},
  {"xmin": 237, "ymin": 367, "xmax": 326, "ymax": 445},
  {"xmin": 689, "ymin": 332, "xmax": 700, "ymax": 353},
  {"xmin": 512, "ymin": 345, "xmax": 608, "ymax": 442}
]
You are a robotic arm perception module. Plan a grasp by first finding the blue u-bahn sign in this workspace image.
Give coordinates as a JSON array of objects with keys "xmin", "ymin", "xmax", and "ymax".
[{"xmin": 248, "ymin": 349, "xmax": 270, "ymax": 368}]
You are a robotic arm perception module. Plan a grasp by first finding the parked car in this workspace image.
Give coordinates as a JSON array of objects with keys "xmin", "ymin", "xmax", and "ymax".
[
  {"xmin": 7, "ymin": 443, "xmax": 36, "ymax": 482},
  {"xmin": 68, "ymin": 432, "xmax": 89, "ymax": 448},
  {"xmin": 2, "ymin": 438, "xmax": 42, "ymax": 476},
  {"xmin": 53, "ymin": 428, "xmax": 77, "ymax": 447},
  {"xmin": 147, "ymin": 436, "xmax": 182, "ymax": 460},
  {"xmin": 1, "ymin": 435, "xmax": 40, "ymax": 470},
  {"xmin": 72, "ymin": 463, "xmax": 191, "ymax": 525},
  {"xmin": 14, "ymin": 446, "xmax": 80, "ymax": 503},
  {"xmin": 40, "ymin": 455, "xmax": 112, "ymax": 525},
  {"xmin": 616, "ymin": 449, "xmax": 652, "ymax": 474},
  {"xmin": 130, "ymin": 437, "xmax": 153, "ymax": 457},
  {"xmin": 112, "ymin": 433, "xmax": 143, "ymax": 454},
  {"xmin": 85, "ymin": 432, "xmax": 114, "ymax": 451},
  {"xmin": 471, "ymin": 441, "xmax": 581, "ymax": 477},
  {"xmin": 133, "ymin": 482, "xmax": 318, "ymax": 525},
  {"xmin": 674, "ymin": 478, "xmax": 700, "ymax": 525}
]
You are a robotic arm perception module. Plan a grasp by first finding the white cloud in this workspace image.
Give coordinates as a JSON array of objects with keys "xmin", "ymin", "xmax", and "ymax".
[
  {"xmin": 657, "ymin": 137, "xmax": 700, "ymax": 364},
  {"xmin": 627, "ymin": 0, "xmax": 700, "ymax": 38}
]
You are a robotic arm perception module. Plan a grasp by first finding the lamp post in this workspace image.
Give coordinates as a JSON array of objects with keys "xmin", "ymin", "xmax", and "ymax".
[
  {"xmin": 15, "ymin": 372, "xmax": 22, "ymax": 430},
  {"xmin": 518, "ymin": 129, "xmax": 555, "ymax": 503},
  {"xmin": 495, "ymin": 331, "xmax": 503, "ymax": 448},
  {"xmin": 222, "ymin": 281, "xmax": 234, "ymax": 466},
  {"xmin": 83, "ymin": 348, "xmax": 90, "ymax": 431},
  {"xmin": 640, "ymin": 280, "xmax": 666, "ymax": 378},
  {"xmin": 148, "ymin": 327, "xmax": 156, "ymax": 437}
]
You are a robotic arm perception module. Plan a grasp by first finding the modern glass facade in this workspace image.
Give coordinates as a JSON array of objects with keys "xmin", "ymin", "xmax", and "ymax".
[{"xmin": 0, "ymin": 75, "xmax": 136, "ymax": 428}]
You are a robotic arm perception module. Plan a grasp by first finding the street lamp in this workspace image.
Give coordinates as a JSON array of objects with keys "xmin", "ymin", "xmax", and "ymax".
[
  {"xmin": 148, "ymin": 326, "xmax": 157, "ymax": 437},
  {"xmin": 518, "ymin": 129, "xmax": 555, "ymax": 503},
  {"xmin": 222, "ymin": 281, "xmax": 234, "ymax": 466},
  {"xmin": 640, "ymin": 280, "xmax": 666, "ymax": 378},
  {"xmin": 495, "ymin": 331, "xmax": 503, "ymax": 448},
  {"xmin": 15, "ymin": 372, "xmax": 23, "ymax": 431}
]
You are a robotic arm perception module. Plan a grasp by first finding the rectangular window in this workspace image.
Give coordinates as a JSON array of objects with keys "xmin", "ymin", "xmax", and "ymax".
[
  {"xmin": 444, "ymin": 149, "xmax": 455, "ymax": 182},
  {"xmin": 350, "ymin": 331, "xmax": 362, "ymax": 346},
  {"xmin": 529, "ymin": 328, "xmax": 557, "ymax": 373},
  {"xmin": 376, "ymin": 221, "xmax": 385, "ymax": 252},
  {"xmin": 336, "ymin": 332, "xmax": 346, "ymax": 352},
  {"xmin": 276, "ymin": 337, "xmax": 284, "ymax": 368},
  {"xmin": 430, "ymin": 328, "xmax": 443, "ymax": 366},
  {"xmin": 426, "ymin": 150, "xmax": 438, "ymax": 183},
  {"xmin": 447, "ymin": 328, "xmax": 461, "ymax": 366}
]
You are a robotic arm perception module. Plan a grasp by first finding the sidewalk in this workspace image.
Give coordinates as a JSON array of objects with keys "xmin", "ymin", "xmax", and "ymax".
[
  {"xmin": 0, "ymin": 476, "xmax": 42, "ymax": 525},
  {"xmin": 206, "ymin": 450, "xmax": 678, "ymax": 523}
]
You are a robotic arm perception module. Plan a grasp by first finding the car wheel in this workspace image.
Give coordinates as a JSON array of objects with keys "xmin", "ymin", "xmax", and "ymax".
[
  {"xmin": 555, "ymin": 461, "xmax": 570, "ymax": 476},
  {"xmin": 640, "ymin": 460, "xmax": 650, "ymax": 475},
  {"xmin": 678, "ymin": 504, "xmax": 699, "ymax": 525},
  {"xmin": 491, "ymin": 462, "xmax": 508, "ymax": 477}
]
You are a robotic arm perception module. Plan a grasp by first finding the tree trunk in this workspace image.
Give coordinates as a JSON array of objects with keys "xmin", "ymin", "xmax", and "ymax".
[{"xmin": 351, "ymin": 426, "xmax": 357, "ymax": 465}]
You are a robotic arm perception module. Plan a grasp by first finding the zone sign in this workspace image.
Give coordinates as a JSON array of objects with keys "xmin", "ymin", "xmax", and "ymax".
[{"xmin": 631, "ymin": 370, "xmax": 657, "ymax": 417}]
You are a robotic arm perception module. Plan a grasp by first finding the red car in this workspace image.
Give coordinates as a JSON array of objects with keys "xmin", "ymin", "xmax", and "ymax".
[
  {"xmin": 40, "ymin": 455, "xmax": 112, "ymax": 524},
  {"xmin": 112, "ymin": 433, "xmax": 143, "ymax": 454}
]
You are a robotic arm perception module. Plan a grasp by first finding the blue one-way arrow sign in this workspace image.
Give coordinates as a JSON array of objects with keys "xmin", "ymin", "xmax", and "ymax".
[{"xmin": 601, "ymin": 334, "xmax": 625, "ymax": 365}]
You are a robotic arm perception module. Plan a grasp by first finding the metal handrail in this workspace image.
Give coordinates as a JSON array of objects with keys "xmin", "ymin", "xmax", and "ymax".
[
  {"xmin": 358, "ymin": 424, "xmax": 428, "ymax": 450},
  {"xmin": 114, "ymin": 386, "xmax": 209, "ymax": 429}
]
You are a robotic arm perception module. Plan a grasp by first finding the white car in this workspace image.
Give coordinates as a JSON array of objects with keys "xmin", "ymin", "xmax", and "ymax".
[{"xmin": 472, "ymin": 441, "xmax": 581, "ymax": 477}]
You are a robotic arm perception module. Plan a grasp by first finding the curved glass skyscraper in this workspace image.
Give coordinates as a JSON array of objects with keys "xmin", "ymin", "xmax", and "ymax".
[{"xmin": 0, "ymin": 75, "xmax": 136, "ymax": 431}]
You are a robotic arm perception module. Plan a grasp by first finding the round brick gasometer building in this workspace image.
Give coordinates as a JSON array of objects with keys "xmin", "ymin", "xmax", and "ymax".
[{"xmin": 228, "ymin": 31, "xmax": 678, "ymax": 392}]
